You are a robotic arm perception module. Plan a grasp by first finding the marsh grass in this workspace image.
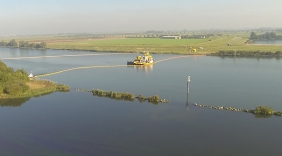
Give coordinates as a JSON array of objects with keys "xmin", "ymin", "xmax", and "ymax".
[
  {"xmin": 92, "ymin": 89, "xmax": 161, "ymax": 103},
  {"xmin": 0, "ymin": 79, "xmax": 70, "ymax": 99}
]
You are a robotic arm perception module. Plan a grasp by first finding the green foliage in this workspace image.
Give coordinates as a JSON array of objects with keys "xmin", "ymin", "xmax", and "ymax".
[
  {"xmin": 7, "ymin": 39, "xmax": 18, "ymax": 47},
  {"xmin": 0, "ymin": 72, "xmax": 13, "ymax": 83},
  {"xmin": 0, "ymin": 60, "xmax": 67, "ymax": 98},
  {"xmin": 4, "ymin": 83, "xmax": 29, "ymax": 95},
  {"xmin": 212, "ymin": 50, "xmax": 281, "ymax": 57},
  {"xmin": 0, "ymin": 39, "xmax": 47, "ymax": 49},
  {"xmin": 0, "ymin": 60, "xmax": 30, "ymax": 96},
  {"xmin": 0, "ymin": 61, "xmax": 9, "ymax": 71},
  {"xmin": 253, "ymin": 106, "xmax": 274, "ymax": 115},
  {"xmin": 274, "ymin": 111, "xmax": 282, "ymax": 116},
  {"xmin": 13, "ymin": 69, "xmax": 29, "ymax": 82},
  {"xmin": 147, "ymin": 95, "xmax": 160, "ymax": 104},
  {"xmin": 147, "ymin": 95, "xmax": 160, "ymax": 101},
  {"xmin": 0, "ymin": 85, "xmax": 3, "ymax": 94},
  {"xmin": 56, "ymin": 84, "xmax": 70, "ymax": 91},
  {"xmin": 0, "ymin": 40, "xmax": 8, "ymax": 46},
  {"xmin": 137, "ymin": 94, "xmax": 146, "ymax": 101},
  {"xmin": 250, "ymin": 32, "xmax": 282, "ymax": 40},
  {"xmin": 19, "ymin": 40, "xmax": 29, "ymax": 48},
  {"xmin": 250, "ymin": 32, "xmax": 258, "ymax": 40},
  {"xmin": 122, "ymin": 92, "xmax": 135, "ymax": 99}
]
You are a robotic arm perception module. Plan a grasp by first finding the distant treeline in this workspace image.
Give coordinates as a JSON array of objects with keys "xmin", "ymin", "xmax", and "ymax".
[
  {"xmin": 0, "ymin": 39, "xmax": 47, "ymax": 49},
  {"xmin": 250, "ymin": 32, "xmax": 282, "ymax": 40},
  {"xmin": 126, "ymin": 33, "xmax": 220, "ymax": 39},
  {"xmin": 210, "ymin": 50, "xmax": 282, "ymax": 57}
]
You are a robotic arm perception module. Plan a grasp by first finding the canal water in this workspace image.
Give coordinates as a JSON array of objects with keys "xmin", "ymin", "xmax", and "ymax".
[
  {"xmin": 0, "ymin": 47, "xmax": 282, "ymax": 155},
  {"xmin": 253, "ymin": 40, "xmax": 282, "ymax": 44}
]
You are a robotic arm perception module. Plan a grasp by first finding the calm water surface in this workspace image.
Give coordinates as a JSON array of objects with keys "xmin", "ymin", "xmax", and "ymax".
[
  {"xmin": 0, "ymin": 47, "xmax": 282, "ymax": 156},
  {"xmin": 253, "ymin": 40, "xmax": 282, "ymax": 44}
]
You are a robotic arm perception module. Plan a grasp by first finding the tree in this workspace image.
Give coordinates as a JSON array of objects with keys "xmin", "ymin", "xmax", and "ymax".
[
  {"xmin": 29, "ymin": 43, "xmax": 35, "ymax": 48},
  {"xmin": 270, "ymin": 32, "xmax": 277, "ymax": 39},
  {"xmin": 250, "ymin": 32, "xmax": 258, "ymax": 40},
  {"xmin": 40, "ymin": 41, "xmax": 47, "ymax": 48},
  {"xmin": 19, "ymin": 40, "xmax": 25, "ymax": 47},
  {"xmin": 7, "ymin": 39, "xmax": 18, "ymax": 47},
  {"xmin": 0, "ymin": 40, "xmax": 7, "ymax": 46}
]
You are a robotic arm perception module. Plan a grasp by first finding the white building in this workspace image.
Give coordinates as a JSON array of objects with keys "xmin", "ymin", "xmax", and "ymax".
[{"xmin": 161, "ymin": 36, "xmax": 181, "ymax": 39}]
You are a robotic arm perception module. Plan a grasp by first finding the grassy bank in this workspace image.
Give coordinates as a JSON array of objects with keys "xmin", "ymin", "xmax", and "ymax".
[
  {"xmin": 1, "ymin": 32, "xmax": 281, "ymax": 55},
  {"xmin": 0, "ymin": 79, "xmax": 70, "ymax": 99}
]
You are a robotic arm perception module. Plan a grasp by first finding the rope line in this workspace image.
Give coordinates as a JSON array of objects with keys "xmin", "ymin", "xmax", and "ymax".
[{"xmin": 31, "ymin": 55, "xmax": 198, "ymax": 77}]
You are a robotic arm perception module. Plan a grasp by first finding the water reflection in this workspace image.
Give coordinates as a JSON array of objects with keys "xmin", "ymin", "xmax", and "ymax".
[
  {"xmin": 132, "ymin": 65, "xmax": 153, "ymax": 73},
  {"xmin": 186, "ymin": 94, "xmax": 189, "ymax": 110},
  {"xmin": 0, "ymin": 97, "xmax": 31, "ymax": 107},
  {"xmin": 0, "ymin": 92, "xmax": 55, "ymax": 107},
  {"xmin": 253, "ymin": 114, "xmax": 272, "ymax": 119}
]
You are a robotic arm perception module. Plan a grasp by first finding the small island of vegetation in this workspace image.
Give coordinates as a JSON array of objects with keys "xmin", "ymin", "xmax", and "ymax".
[
  {"xmin": 0, "ymin": 60, "xmax": 69, "ymax": 98},
  {"xmin": 92, "ymin": 89, "xmax": 169, "ymax": 104},
  {"xmin": 194, "ymin": 103, "xmax": 282, "ymax": 118}
]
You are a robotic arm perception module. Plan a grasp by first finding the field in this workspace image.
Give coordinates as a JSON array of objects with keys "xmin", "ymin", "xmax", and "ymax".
[{"xmin": 1, "ymin": 31, "xmax": 282, "ymax": 54}]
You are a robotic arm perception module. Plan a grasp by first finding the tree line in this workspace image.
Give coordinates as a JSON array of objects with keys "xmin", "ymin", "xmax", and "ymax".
[
  {"xmin": 250, "ymin": 32, "xmax": 282, "ymax": 40},
  {"xmin": 0, "ymin": 39, "xmax": 47, "ymax": 49}
]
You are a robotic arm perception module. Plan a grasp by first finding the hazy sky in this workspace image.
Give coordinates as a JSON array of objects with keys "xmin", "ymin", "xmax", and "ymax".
[{"xmin": 1, "ymin": 0, "xmax": 282, "ymax": 36}]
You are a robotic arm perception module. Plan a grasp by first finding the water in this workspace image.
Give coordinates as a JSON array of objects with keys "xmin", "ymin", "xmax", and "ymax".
[
  {"xmin": 1, "ymin": 47, "xmax": 282, "ymax": 155},
  {"xmin": 253, "ymin": 40, "xmax": 282, "ymax": 44}
]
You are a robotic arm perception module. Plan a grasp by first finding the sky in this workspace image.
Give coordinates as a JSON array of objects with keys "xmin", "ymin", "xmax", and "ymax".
[{"xmin": 1, "ymin": 0, "xmax": 282, "ymax": 36}]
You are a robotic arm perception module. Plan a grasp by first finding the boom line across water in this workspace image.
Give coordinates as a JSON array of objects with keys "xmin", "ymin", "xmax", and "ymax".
[{"xmin": 34, "ymin": 55, "xmax": 201, "ymax": 77}]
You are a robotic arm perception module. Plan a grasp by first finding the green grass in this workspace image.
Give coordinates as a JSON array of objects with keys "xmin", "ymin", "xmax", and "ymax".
[
  {"xmin": 1, "ymin": 32, "xmax": 282, "ymax": 54},
  {"xmin": 83, "ymin": 38, "xmax": 209, "ymax": 45}
]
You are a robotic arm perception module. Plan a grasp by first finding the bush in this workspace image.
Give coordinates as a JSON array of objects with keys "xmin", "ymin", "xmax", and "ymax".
[
  {"xmin": 137, "ymin": 94, "xmax": 146, "ymax": 101},
  {"xmin": 56, "ymin": 84, "xmax": 70, "ymax": 91},
  {"xmin": 253, "ymin": 106, "xmax": 274, "ymax": 115},
  {"xmin": 0, "ymin": 85, "xmax": 3, "ymax": 94},
  {"xmin": 4, "ymin": 83, "xmax": 29, "ymax": 95}
]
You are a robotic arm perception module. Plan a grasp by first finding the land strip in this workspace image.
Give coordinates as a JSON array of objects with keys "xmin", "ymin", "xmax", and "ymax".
[{"xmin": 1, "ymin": 32, "xmax": 282, "ymax": 55}]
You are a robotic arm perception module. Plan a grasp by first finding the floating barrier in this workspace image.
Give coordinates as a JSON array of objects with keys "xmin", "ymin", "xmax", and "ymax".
[{"xmin": 34, "ymin": 55, "xmax": 196, "ymax": 77}]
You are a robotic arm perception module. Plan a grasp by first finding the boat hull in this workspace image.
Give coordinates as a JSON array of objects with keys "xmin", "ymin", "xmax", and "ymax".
[{"xmin": 133, "ymin": 61, "xmax": 154, "ymax": 65}]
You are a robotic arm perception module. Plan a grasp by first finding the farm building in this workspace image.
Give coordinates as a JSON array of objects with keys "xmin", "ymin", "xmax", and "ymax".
[{"xmin": 161, "ymin": 36, "xmax": 181, "ymax": 39}]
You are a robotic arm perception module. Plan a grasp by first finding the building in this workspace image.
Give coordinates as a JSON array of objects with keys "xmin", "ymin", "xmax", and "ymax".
[{"xmin": 161, "ymin": 36, "xmax": 181, "ymax": 39}]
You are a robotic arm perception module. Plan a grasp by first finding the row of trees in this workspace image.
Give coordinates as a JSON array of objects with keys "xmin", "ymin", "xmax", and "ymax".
[
  {"xmin": 210, "ymin": 50, "xmax": 282, "ymax": 57},
  {"xmin": 0, "ymin": 39, "xmax": 47, "ymax": 49},
  {"xmin": 250, "ymin": 32, "xmax": 282, "ymax": 40}
]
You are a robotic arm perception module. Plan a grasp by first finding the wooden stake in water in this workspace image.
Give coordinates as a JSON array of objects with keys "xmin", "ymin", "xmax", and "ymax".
[{"xmin": 187, "ymin": 76, "xmax": 190, "ymax": 94}]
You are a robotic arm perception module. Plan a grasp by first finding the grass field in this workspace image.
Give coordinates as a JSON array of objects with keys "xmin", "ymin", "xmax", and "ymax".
[{"xmin": 1, "ymin": 32, "xmax": 282, "ymax": 54}]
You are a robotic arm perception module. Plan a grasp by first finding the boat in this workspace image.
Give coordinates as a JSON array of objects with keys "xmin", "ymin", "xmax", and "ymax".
[
  {"xmin": 28, "ymin": 72, "xmax": 35, "ymax": 80},
  {"xmin": 127, "ymin": 52, "xmax": 154, "ymax": 65}
]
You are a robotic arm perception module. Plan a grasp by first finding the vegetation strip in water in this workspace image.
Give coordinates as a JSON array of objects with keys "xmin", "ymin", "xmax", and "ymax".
[
  {"xmin": 78, "ymin": 88, "xmax": 169, "ymax": 104},
  {"xmin": 194, "ymin": 103, "xmax": 282, "ymax": 117}
]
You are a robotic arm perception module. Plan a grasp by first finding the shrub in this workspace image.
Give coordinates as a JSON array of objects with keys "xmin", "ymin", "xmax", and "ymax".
[
  {"xmin": 253, "ymin": 106, "xmax": 274, "ymax": 115},
  {"xmin": 5, "ymin": 83, "xmax": 29, "ymax": 95},
  {"xmin": 0, "ymin": 85, "xmax": 3, "ymax": 94},
  {"xmin": 137, "ymin": 94, "xmax": 146, "ymax": 101},
  {"xmin": 56, "ymin": 84, "xmax": 70, "ymax": 91}
]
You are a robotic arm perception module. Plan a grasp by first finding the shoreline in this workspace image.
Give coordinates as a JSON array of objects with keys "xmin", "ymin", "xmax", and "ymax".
[{"xmin": 0, "ymin": 79, "xmax": 70, "ymax": 99}]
